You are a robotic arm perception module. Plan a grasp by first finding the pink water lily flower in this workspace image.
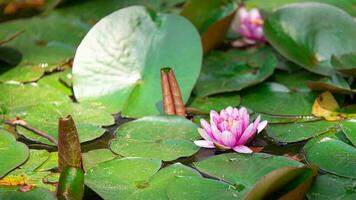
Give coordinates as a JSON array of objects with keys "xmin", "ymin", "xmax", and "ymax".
[
  {"xmin": 233, "ymin": 6, "xmax": 265, "ymax": 45},
  {"xmin": 194, "ymin": 106, "xmax": 267, "ymax": 154}
]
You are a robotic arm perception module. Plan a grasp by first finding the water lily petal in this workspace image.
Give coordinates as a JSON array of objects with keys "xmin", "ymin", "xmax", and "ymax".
[
  {"xmin": 230, "ymin": 120, "xmax": 242, "ymax": 138},
  {"xmin": 231, "ymin": 107, "xmax": 239, "ymax": 118},
  {"xmin": 220, "ymin": 109, "xmax": 228, "ymax": 120},
  {"xmin": 221, "ymin": 131, "xmax": 236, "ymax": 147},
  {"xmin": 233, "ymin": 145, "xmax": 253, "ymax": 154},
  {"xmin": 225, "ymin": 106, "xmax": 233, "ymax": 115},
  {"xmin": 238, "ymin": 7, "xmax": 249, "ymax": 21},
  {"xmin": 210, "ymin": 110, "xmax": 220, "ymax": 124},
  {"xmin": 250, "ymin": 8, "xmax": 262, "ymax": 21},
  {"xmin": 239, "ymin": 107, "xmax": 249, "ymax": 130},
  {"xmin": 200, "ymin": 119, "xmax": 212, "ymax": 133},
  {"xmin": 198, "ymin": 128, "xmax": 213, "ymax": 141},
  {"xmin": 211, "ymin": 123, "xmax": 222, "ymax": 143},
  {"xmin": 236, "ymin": 123, "xmax": 255, "ymax": 145},
  {"xmin": 194, "ymin": 140, "xmax": 215, "ymax": 148},
  {"xmin": 257, "ymin": 120, "xmax": 268, "ymax": 133}
]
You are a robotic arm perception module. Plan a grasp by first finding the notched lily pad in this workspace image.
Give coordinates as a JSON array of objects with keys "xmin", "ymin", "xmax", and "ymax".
[
  {"xmin": 0, "ymin": 130, "xmax": 29, "ymax": 178},
  {"xmin": 110, "ymin": 115, "xmax": 200, "ymax": 161}
]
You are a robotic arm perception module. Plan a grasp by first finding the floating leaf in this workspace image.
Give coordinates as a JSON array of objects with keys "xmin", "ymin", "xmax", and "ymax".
[
  {"xmin": 312, "ymin": 91, "xmax": 356, "ymax": 121},
  {"xmin": 245, "ymin": 166, "xmax": 317, "ymax": 200},
  {"xmin": 0, "ymin": 84, "xmax": 70, "ymax": 117},
  {"xmin": 181, "ymin": 0, "xmax": 237, "ymax": 52},
  {"xmin": 0, "ymin": 130, "xmax": 29, "ymax": 178},
  {"xmin": 72, "ymin": 5, "xmax": 202, "ymax": 117},
  {"xmin": 246, "ymin": 0, "xmax": 356, "ymax": 17},
  {"xmin": 241, "ymin": 82, "xmax": 318, "ymax": 115},
  {"xmin": 186, "ymin": 94, "xmax": 241, "ymax": 114},
  {"xmin": 304, "ymin": 135, "xmax": 356, "ymax": 178},
  {"xmin": 340, "ymin": 120, "xmax": 356, "ymax": 146},
  {"xmin": 82, "ymin": 149, "xmax": 118, "ymax": 172},
  {"xmin": 0, "ymin": 186, "xmax": 56, "ymax": 200},
  {"xmin": 307, "ymin": 173, "xmax": 356, "ymax": 200},
  {"xmin": 266, "ymin": 120, "xmax": 336, "ymax": 143},
  {"xmin": 0, "ymin": 14, "xmax": 90, "ymax": 77},
  {"xmin": 331, "ymin": 52, "xmax": 356, "ymax": 76},
  {"xmin": 167, "ymin": 176, "xmax": 239, "ymax": 200},
  {"xmin": 0, "ymin": 65, "xmax": 44, "ymax": 83},
  {"xmin": 16, "ymin": 101, "xmax": 114, "ymax": 145},
  {"xmin": 194, "ymin": 48, "xmax": 277, "ymax": 97},
  {"xmin": 264, "ymin": 3, "xmax": 356, "ymax": 76},
  {"xmin": 37, "ymin": 70, "xmax": 72, "ymax": 96},
  {"xmin": 85, "ymin": 157, "xmax": 162, "ymax": 200},
  {"xmin": 110, "ymin": 115, "xmax": 199, "ymax": 161},
  {"xmin": 194, "ymin": 153, "xmax": 303, "ymax": 197},
  {"xmin": 307, "ymin": 74, "xmax": 355, "ymax": 94}
]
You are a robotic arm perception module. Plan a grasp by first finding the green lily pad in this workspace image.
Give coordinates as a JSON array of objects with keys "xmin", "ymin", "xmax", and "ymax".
[
  {"xmin": 36, "ymin": 152, "xmax": 58, "ymax": 172},
  {"xmin": 186, "ymin": 94, "xmax": 241, "ymax": 114},
  {"xmin": 37, "ymin": 70, "xmax": 72, "ymax": 96},
  {"xmin": 85, "ymin": 157, "xmax": 162, "ymax": 200},
  {"xmin": 193, "ymin": 48, "xmax": 277, "ymax": 97},
  {"xmin": 246, "ymin": 0, "xmax": 356, "ymax": 17},
  {"xmin": 0, "ymin": 84, "xmax": 70, "ymax": 117},
  {"xmin": 110, "ymin": 115, "xmax": 199, "ymax": 161},
  {"xmin": 86, "ymin": 158, "xmax": 205, "ymax": 200},
  {"xmin": 0, "ymin": 14, "xmax": 90, "ymax": 78},
  {"xmin": 340, "ymin": 120, "xmax": 356, "ymax": 146},
  {"xmin": 19, "ymin": 150, "xmax": 49, "ymax": 172},
  {"xmin": 82, "ymin": 149, "xmax": 118, "ymax": 172},
  {"xmin": 271, "ymin": 70, "xmax": 322, "ymax": 92},
  {"xmin": 304, "ymin": 135, "xmax": 356, "ymax": 178},
  {"xmin": 307, "ymin": 173, "xmax": 356, "ymax": 200},
  {"xmin": 194, "ymin": 153, "xmax": 303, "ymax": 198},
  {"xmin": 167, "ymin": 176, "xmax": 239, "ymax": 200},
  {"xmin": 0, "ymin": 130, "xmax": 29, "ymax": 178},
  {"xmin": 266, "ymin": 120, "xmax": 336, "ymax": 143},
  {"xmin": 72, "ymin": 5, "xmax": 202, "ymax": 118},
  {"xmin": 16, "ymin": 101, "xmax": 114, "ymax": 145},
  {"xmin": 331, "ymin": 52, "xmax": 356, "ymax": 76},
  {"xmin": 307, "ymin": 74, "xmax": 355, "ymax": 94},
  {"xmin": 0, "ymin": 65, "xmax": 45, "ymax": 83},
  {"xmin": 264, "ymin": 3, "xmax": 356, "ymax": 76},
  {"xmin": 0, "ymin": 187, "xmax": 56, "ymax": 200},
  {"xmin": 241, "ymin": 82, "xmax": 318, "ymax": 115},
  {"xmin": 125, "ymin": 163, "xmax": 201, "ymax": 200},
  {"xmin": 180, "ymin": 0, "xmax": 236, "ymax": 33},
  {"xmin": 1, "ymin": 149, "xmax": 59, "ymax": 192}
]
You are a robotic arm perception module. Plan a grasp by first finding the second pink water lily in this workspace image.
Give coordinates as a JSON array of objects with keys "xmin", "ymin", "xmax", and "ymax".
[{"xmin": 194, "ymin": 106, "xmax": 267, "ymax": 153}]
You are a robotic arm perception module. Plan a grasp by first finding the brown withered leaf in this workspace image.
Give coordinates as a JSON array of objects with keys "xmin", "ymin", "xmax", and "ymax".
[{"xmin": 58, "ymin": 116, "xmax": 82, "ymax": 171}]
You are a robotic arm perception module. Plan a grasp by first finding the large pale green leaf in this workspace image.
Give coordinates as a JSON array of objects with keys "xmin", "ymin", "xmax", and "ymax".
[
  {"xmin": 72, "ymin": 6, "xmax": 202, "ymax": 117},
  {"xmin": 306, "ymin": 74, "xmax": 355, "ymax": 94},
  {"xmin": 0, "ymin": 187, "xmax": 56, "ymax": 200},
  {"xmin": 16, "ymin": 101, "xmax": 114, "ymax": 145},
  {"xmin": 194, "ymin": 153, "xmax": 303, "ymax": 198},
  {"xmin": 307, "ymin": 173, "xmax": 356, "ymax": 200},
  {"xmin": 193, "ymin": 48, "xmax": 277, "ymax": 97},
  {"xmin": 264, "ymin": 3, "xmax": 356, "ymax": 76},
  {"xmin": 266, "ymin": 120, "xmax": 336, "ymax": 143},
  {"xmin": 110, "ymin": 115, "xmax": 200, "ymax": 161},
  {"xmin": 241, "ymin": 82, "xmax": 318, "ymax": 115},
  {"xmin": 0, "ymin": 131, "xmax": 28, "ymax": 178},
  {"xmin": 304, "ymin": 135, "xmax": 356, "ymax": 178},
  {"xmin": 246, "ymin": 0, "xmax": 356, "ymax": 17}
]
